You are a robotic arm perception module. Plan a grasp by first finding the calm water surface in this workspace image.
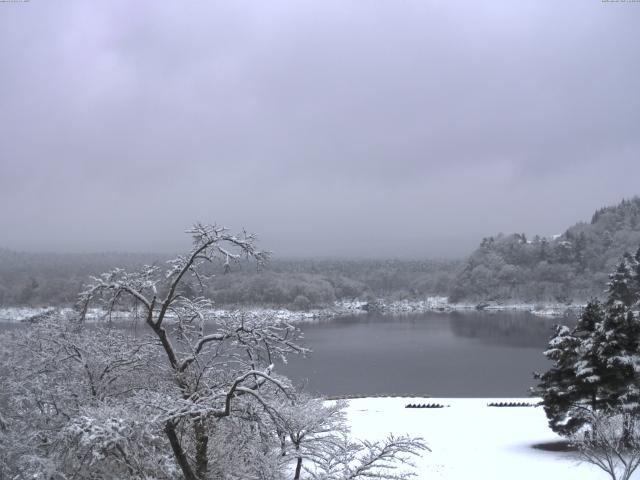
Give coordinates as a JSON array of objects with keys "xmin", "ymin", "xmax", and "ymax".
[
  {"xmin": 0, "ymin": 311, "xmax": 568, "ymax": 397},
  {"xmin": 280, "ymin": 311, "xmax": 565, "ymax": 397}
]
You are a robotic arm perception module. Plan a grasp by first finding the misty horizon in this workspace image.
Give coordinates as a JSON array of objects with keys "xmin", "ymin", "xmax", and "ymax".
[
  {"xmin": 2, "ymin": 1, "xmax": 639, "ymax": 257},
  {"xmin": 0, "ymin": 195, "xmax": 634, "ymax": 259}
]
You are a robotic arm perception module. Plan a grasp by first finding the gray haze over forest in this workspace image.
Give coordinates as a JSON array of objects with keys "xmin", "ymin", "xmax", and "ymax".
[{"xmin": 1, "ymin": 1, "xmax": 639, "ymax": 258}]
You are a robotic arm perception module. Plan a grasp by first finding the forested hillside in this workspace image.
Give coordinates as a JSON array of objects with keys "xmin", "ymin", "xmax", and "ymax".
[
  {"xmin": 4, "ymin": 197, "xmax": 640, "ymax": 309},
  {"xmin": 0, "ymin": 249, "xmax": 459, "ymax": 309},
  {"xmin": 0, "ymin": 250, "xmax": 161, "ymax": 307},
  {"xmin": 450, "ymin": 197, "xmax": 640, "ymax": 303}
]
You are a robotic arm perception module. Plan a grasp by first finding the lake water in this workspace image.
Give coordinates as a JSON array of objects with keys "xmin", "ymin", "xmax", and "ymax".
[
  {"xmin": 0, "ymin": 311, "xmax": 567, "ymax": 398},
  {"xmin": 280, "ymin": 311, "xmax": 564, "ymax": 398}
]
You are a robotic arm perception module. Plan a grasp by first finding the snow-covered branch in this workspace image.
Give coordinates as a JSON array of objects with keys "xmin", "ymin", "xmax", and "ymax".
[{"xmin": 307, "ymin": 433, "xmax": 429, "ymax": 480}]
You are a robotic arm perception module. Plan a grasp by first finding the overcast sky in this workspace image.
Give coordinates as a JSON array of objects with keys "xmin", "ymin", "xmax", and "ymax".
[{"xmin": 0, "ymin": 1, "xmax": 639, "ymax": 258}]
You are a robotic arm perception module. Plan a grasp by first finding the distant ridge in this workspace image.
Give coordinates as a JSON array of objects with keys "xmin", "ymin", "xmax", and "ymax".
[{"xmin": 450, "ymin": 197, "xmax": 640, "ymax": 303}]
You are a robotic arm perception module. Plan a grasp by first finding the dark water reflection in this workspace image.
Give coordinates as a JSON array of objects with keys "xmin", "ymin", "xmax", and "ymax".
[
  {"xmin": 0, "ymin": 311, "xmax": 574, "ymax": 398},
  {"xmin": 280, "ymin": 312, "xmax": 574, "ymax": 398}
]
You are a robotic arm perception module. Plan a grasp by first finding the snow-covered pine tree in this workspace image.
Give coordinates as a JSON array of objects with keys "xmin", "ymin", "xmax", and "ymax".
[
  {"xmin": 573, "ymin": 300, "xmax": 607, "ymax": 411},
  {"xmin": 535, "ymin": 325, "xmax": 583, "ymax": 435},
  {"xmin": 633, "ymin": 246, "xmax": 640, "ymax": 299},
  {"xmin": 598, "ymin": 251, "xmax": 640, "ymax": 413},
  {"xmin": 596, "ymin": 302, "xmax": 640, "ymax": 413},
  {"xmin": 606, "ymin": 257, "xmax": 637, "ymax": 309},
  {"xmin": 538, "ymin": 248, "xmax": 640, "ymax": 438}
]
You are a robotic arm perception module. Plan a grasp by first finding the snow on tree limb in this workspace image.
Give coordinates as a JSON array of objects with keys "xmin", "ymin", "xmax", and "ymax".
[{"xmin": 2, "ymin": 223, "xmax": 429, "ymax": 480}]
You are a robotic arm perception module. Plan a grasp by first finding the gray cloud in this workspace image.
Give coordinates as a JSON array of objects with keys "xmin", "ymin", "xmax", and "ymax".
[{"xmin": 1, "ymin": 0, "xmax": 639, "ymax": 257}]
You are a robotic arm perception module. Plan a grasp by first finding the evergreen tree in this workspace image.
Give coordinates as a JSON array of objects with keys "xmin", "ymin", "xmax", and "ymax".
[
  {"xmin": 573, "ymin": 300, "xmax": 606, "ymax": 411},
  {"xmin": 535, "ymin": 325, "xmax": 583, "ymax": 435},
  {"xmin": 537, "ymin": 249, "xmax": 640, "ymax": 437},
  {"xmin": 633, "ymin": 246, "xmax": 640, "ymax": 297},
  {"xmin": 606, "ymin": 259, "xmax": 636, "ymax": 308},
  {"xmin": 596, "ymin": 303, "xmax": 640, "ymax": 412}
]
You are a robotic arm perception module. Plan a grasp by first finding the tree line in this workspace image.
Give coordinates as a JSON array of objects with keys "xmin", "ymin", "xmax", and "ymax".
[
  {"xmin": 451, "ymin": 197, "xmax": 640, "ymax": 303},
  {"xmin": 4, "ymin": 197, "xmax": 640, "ymax": 309},
  {"xmin": 0, "ymin": 249, "xmax": 459, "ymax": 310}
]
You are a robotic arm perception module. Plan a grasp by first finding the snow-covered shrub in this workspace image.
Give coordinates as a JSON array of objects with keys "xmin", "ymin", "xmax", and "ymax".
[{"xmin": 574, "ymin": 409, "xmax": 640, "ymax": 480}]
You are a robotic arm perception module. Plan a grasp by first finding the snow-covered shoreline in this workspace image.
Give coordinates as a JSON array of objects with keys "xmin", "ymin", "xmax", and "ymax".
[
  {"xmin": 348, "ymin": 297, "xmax": 583, "ymax": 317},
  {"xmin": 0, "ymin": 298, "xmax": 583, "ymax": 324},
  {"xmin": 343, "ymin": 397, "xmax": 619, "ymax": 479}
]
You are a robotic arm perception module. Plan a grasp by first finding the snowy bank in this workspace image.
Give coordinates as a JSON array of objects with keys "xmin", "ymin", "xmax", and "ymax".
[
  {"xmin": 0, "ymin": 307, "xmax": 60, "ymax": 322},
  {"xmin": 0, "ymin": 305, "xmax": 355, "ymax": 324},
  {"xmin": 344, "ymin": 297, "xmax": 583, "ymax": 318},
  {"xmin": 0, "ymin": 298, "xmax": 582, "ymax": 324},
  {"xmin": 344, "ymin": 397, "xmax": 630, "ymax": 479}
]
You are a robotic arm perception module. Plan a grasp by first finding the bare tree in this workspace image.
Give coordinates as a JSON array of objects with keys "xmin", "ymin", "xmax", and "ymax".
[
  {"xmin": 77, "ymin": 224, "xmax": 306, "ymax": 479},
  {"xmin": 574, "ymin": 409, "xmax": 640, "ymax": 480},
  {"xmin": 263, "ymin": 392, "xmax": 429, "ymax": 480},
  {"xmin": 273, "ymin": 395, "xmax": 348, "ymax": 479},
  {"xmin": 307, "ymin": 433, "xmax": 429, "ymax": 480},
  {"xmin": 0, "ymin": 223, "xmax": 429, "ymax": 480},
  {"xmin": 0, "ymin": 316, "xmax": 167, "ymax": 479}
]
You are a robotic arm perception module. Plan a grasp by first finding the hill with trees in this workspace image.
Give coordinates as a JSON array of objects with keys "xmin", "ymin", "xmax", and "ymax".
[
  {"xmin": 4, "ymin": 197, "xmax": 640, "ymax": 309},
  {"xmin": 0, "ymin": 249, "xmax": 459, "ymax": 309},
  {"xmin": 450, "ymin": 197, "xmax": 640, "ymax": 304}
]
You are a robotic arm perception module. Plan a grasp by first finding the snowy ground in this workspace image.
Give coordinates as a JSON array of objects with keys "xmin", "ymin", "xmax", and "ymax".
[{"xmin": 345, "ymin": 397, "xmax": 636, "ymax": 480}]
